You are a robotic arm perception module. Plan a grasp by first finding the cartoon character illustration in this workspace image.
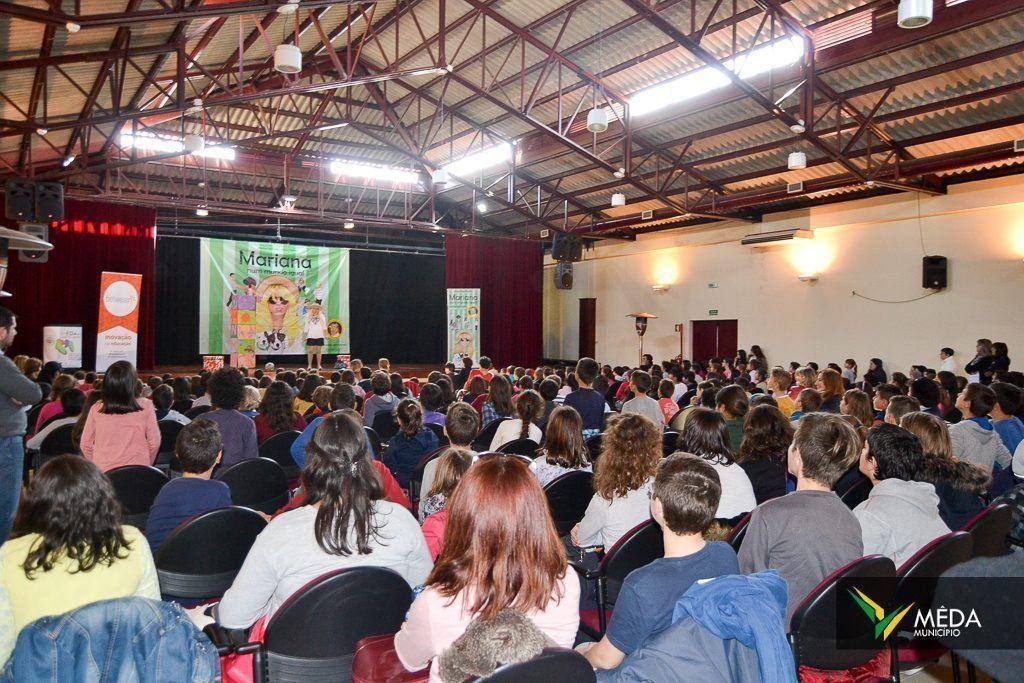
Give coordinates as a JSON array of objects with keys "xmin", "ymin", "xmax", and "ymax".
[
  {"xmin": 453, "ymin": 330, "xmax": 474, "ymax": 361},
  {"xmin": 242, "ymin": 276, "xmax": 257, "ymax": 296},
  {"xmin": 255, "ymin": 275, "xmax": 300, "ymax": 352},
  {"xmin": 312, "ymin": 282, "xmax": 326, "ymax": 305},
  {"xmin": 326, "ymin": 320, "xmax": 343, "ymax": 339},
  {"xmin": 296, "ymin": 275, "xmax": 308, "ymax": 297}
]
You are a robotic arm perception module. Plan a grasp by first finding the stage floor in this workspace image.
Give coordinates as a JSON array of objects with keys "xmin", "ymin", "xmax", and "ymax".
[{"xmin": 150, "ymin": 364, "xmax": 439, "ymax": 380}]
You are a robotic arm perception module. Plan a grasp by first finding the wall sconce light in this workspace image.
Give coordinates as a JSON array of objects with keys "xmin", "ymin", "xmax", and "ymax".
[
  {"xmin": 651, "ymin": 284, "xmax": 670, "ymax": 293},
  {"xmin": 798, "ymin": 273, "xmax": 819, "ymax": 283}
]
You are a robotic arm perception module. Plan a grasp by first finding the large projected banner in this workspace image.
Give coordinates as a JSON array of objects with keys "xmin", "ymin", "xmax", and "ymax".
[{"xmin": 199, "ymin": 238, "xmax": 350, "ymax": 356}]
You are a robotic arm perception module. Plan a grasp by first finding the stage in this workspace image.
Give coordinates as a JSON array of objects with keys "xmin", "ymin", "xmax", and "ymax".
[{"xmin": 150, "ymin": 364, "xmax": 441, "ymax": 381}]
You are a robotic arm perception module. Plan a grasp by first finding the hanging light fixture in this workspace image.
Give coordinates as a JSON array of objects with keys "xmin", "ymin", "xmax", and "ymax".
[
  {"xmin": 610, "ymin": 193, "xmax": 626, "ymax": 207},
  {"xmin": 343, "ymin": 220, "xmax": 355, "ymax": 230},
  {"xmin": 898, "ymin": 0, "xmax": 933, "ymax": 29},
  {"xmin": 787, "ymin": 151, "xmax": 807, "ymax": 170},
  {"xmin": 274, "ymin": 44, "xmax": 302, "ymax": 74},
  {"xmin": 587, "ymin": 108, "xmax": 609, "ymax": 133}
]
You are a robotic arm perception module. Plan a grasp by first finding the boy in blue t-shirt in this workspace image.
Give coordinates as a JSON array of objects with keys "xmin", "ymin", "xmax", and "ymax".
[
  {"xmin": 145, "ymin": 420, "xmax": 232, "ymax": 552},
  {"xmin": 563, "ymin": 357, "xmax": 607, "ymax": 437},
  {"xmin": 578, "ymin": 453, "xmax": 739, "ymax": 671}
]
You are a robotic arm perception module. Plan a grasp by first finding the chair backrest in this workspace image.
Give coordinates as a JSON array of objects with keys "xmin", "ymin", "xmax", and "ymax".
[
  {"xmin": 894, "ymin": 531, "xmax": 973, "ymax": 623},
  {"xmin": 496, "ymin": 438, "xmax": 539, "ymax": 457},
  {"xmin": 839, "ymin": 476, "xmax": 872, "ymax": 510},
  {"xmin": 184, "ymin": 404, "xmax": 212, "ymax": 419},
  {"xmin": 25, "ymin": 403, "xmax": 44, "ymax": 432},
  {"xmin": 601, "ymin": 520, "xmax": 664, "ymax": 583},
  {"xmin": 38, "ymin": 424, "xmax": 76, "ymax": 457},
  {"xmin": 105, "ymin": 465, "xmax": 169, "ymax": 529},
  {"xmin": 789, "ymin": 554, "xmax": 897, "ymax": 671},
  {"xmin": 363, "ymin": 426, "xmax": 383, "ymax": 460},
  {"xmin": 215, "ymin": 457, "xmax": 290, "ymax": 515},
  {"xmin": 585, "ymin": 434, "xmax": 603, "ymax": 464},
  {"xmin": 257, "ymin": 430, "xmax": 302, "ymax": 476},
  {"xmin": 262, "ymin": 566, "xmax": 413, "ymax": 682},
  {"xmin": 409, "ymin": 446, "xmax": 447, "ymax": 502},
  {"xmin": 544, "ymin": 470, "xmax": 594, "ymax": 536},
  {"xmin": 157, "ymin": 420, "xmax": 184, "ymax": 454},
  {"xmin": 424, "ymin": 422, "xmax": 449, "ymax": 447},
  {"xmin": 960, "ymin": 503, "xmax": 1014, "ymax": 558},
  {"xmin": 724, "ymin": 511, "xmax": 752, "ymax": 552},
  {"xmin": 371, "ymin": 411, "xmax": 399, "ymax": 441},
  {"xmin": 472, "ymin": 418, "xmax": 508, "ymax": 452},
  {"xmin": 155, "ymin": 506, "xmax": 266, "ymax": 600},
  {"xmin": 662, "ymin": 431, "xmax": 679, "ymax": 457},
  {"xmin": 471, "ymin": 648, "xmax": 596, "ymax": 682}
]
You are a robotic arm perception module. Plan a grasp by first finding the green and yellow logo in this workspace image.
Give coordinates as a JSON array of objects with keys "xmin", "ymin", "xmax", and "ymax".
[{"xmin": 848, "ymin": 587, "xmax": 915, "ymax": 641}]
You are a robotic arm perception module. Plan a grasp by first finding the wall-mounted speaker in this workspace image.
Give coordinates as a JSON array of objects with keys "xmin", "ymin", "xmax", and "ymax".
[
  {"xmin": 17, "ymin": 223, "xmax": 49, "ymax": 263},
  {"xmin": 4, "ymin": 180, "xmax": 35, "ymax": 221},
  {"xmin": 554, "ymin": 262, "xmax": 573, "ymax": 289},
  {"xmin": 922, "ymin": 255, "xmax": 947, "ymax": 290},
  {"xmin": 34, "ymin": 182, "xmax": 64, "ymax": 222},
  {"xmin": 551, "ymin": 230, "xmax": 582, "ymax": 262}
]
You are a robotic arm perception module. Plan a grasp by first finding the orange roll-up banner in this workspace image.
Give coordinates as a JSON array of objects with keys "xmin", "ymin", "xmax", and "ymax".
[{"xmin": 96, "ymin": 271, "xmax": 143, "ymax": 372}]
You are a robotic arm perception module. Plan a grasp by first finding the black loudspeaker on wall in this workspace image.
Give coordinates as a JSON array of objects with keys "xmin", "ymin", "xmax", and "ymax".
[
  {"xmin": 18, "ymin": 224, "xmax": 49, "ymax": 263},
  {"xmin": 3, "ymin": 179, "xmax": 64, "ymax": 222},
  {"xmin": 922, "ymin": 255, "xmax": 947, "ymax": 290},
  {"xmin": 554, "ymin": 262, "xmax": 573, "ymax": 290},
  {"xmin": 551, "ymin": 231, "xmax": 583, "ymax": 262}
]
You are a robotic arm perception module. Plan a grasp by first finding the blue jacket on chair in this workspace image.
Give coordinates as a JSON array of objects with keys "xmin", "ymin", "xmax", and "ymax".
[{"xmin": 1, "ymin": 597, "xmax": 220, "ymax": 683}]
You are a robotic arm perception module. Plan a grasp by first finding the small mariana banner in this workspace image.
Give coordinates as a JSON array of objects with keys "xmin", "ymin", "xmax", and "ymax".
[
  {"xmin": 199, "ymin": 238, "xmax": 350, "ymax": 356},
  {"xmin": 447, "ymin": 288, "xmax": 480, "ymax": 365}
]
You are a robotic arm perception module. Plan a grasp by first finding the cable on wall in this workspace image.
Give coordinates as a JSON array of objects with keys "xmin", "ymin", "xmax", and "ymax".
[{"xmin": 850, "ymin": 289, "xmax": 940, "ymax": 304}]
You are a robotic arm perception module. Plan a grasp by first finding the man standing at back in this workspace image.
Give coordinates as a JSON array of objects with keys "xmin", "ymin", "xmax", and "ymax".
[{"xmin": 0, "ymin": 307, "xmax": 42, "ymax": 542}]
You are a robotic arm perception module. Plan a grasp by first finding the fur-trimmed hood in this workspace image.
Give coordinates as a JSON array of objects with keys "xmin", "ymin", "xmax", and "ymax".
[
  {"xmin": 437, "ymin": 609, "xmax": 555, "ymax": 683},
  {"xmin": 918, "ymin": 457, "xmax": 990, "ymax": 494}
]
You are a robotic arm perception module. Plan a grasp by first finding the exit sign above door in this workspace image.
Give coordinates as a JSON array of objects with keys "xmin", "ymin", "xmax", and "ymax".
[{"xmin": 708, "ymin": 309, "xmax": 718, "ymax": 316}]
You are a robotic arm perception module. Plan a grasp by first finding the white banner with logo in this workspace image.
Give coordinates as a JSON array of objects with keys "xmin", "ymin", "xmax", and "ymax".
[
  {"xmin": 96, "ymin": 271, "xmax": 142, "ymax": 372},
  {"xmin": 43, "ymin": 325, "xmax": 83, "ymax": 369}
]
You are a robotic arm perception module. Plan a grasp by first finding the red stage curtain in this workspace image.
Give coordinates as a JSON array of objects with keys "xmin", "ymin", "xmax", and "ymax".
[
  {"xmin": 3, "ymin": 199, "xmax": 157, "ymax": 370},
  {"xmin": 445, "ymin": 235, "xmax": 542, "ymax": 368}
]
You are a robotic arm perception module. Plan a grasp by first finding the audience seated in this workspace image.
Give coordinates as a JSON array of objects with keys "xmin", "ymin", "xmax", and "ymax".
[
  {"xmin": 420, "ymin": 402, "xmax": 479, "ymax": 499},
  {"xmin": 840, "ymin": 389, "xmax": 873, "ymax": 428},
  {"xmin": 736, "ymin": 404, "xmax": 793, "ymax": 505},
  {"xmin": 715, "ymin": 385, "xmax": 748, "ymax": 452},
  {"xmin": 767, "ymin": 369, "xmax": 796, "ymax": 418},
  {"xmin": 420, "ymin": 448, "xmax": 473, "ymax": 559},
  {"xmin": 739, "ymin": 413, "xmax": 863, "ymax": 624},
  {"xmin": 253, "ymin": 380, "xmax": 307, "ymax": 444},
  {"xmin": 990, "ymin": 382, "xmax": 1024, "ymax": 455},
  {"xmin": 885, "ymin": 394, "xmax": 921, "ymax": 425},
  {"xmin": 675, "ymin": 408, "xmax": 756, "ymax": 520},
  {"xmin": 80, "ymin": 361, "xmax": 160, "ymax": 471},
  {"xmin": 362, "ymin": 371, "xmax": 397, "ymax": 427},
  {"xmin": 237, "ymin": 384, "xmax": 261, "ymax": 418},
  {"xmin": 579, "ymin": 453, "xmax": 739, "ymax": 671},
  {"xmin": 562, "ymin": 358, "xmax": 607, "ymax": 438},
  {"xmin": 289, "ymin": 383, "xmax": 356, "ymax": 465},
  {"xmin": 530, "ymin": 406, "xmax": 592, "ymax": 487},
  {"xmin": 418, "ymin": 383, "xmax": 447, "ymax": 426},
  {"xmin": 0, "ymin": 456, "xmax": 159, "ymax": 665},
  {"xmin": 385, "ymin": 399, "xmax": 439, "ymax": 489},
  {"xmin": 151, "ymin": 384, "xmax": 191, "ymax": 425},
  {"xmin": 852, "ymin": 423, "xmax": 950, "ymax": 566},
  {"xmin": 816, "ymin": 368, "xmax": 845, "ymax": 413},
  {"xmin": 490, "ymin": 389, "xmax": 544, "ymax": 450},
  {"xmin": 571, "ymin": 413, "xmax": 659, "ymax": 549},
  {"xmin": 25, "ymin": 388, "xmax": 84, "ymax": 451},
  {"xmin": 144, "ymin": 420, "xmax": 232, "ymax": 552},
  {"xmin": 195, "ymin": 367, "xmax": 257, "ymax": 470},
  {"xmin": 949, "ymin": 383, "xmax": 1011, "ymax": 472},
  {"xmin": 216, "ymin": 413, "xmax": 431, "ymax": 631},
  {"xmin": 620, "ymin": 370, "xmax": 664, "ymax": 429},
  {"xmin": 31, "ymin": 373, "xmax": 75, "ymax": 435},
  {"xmin": 480, "ymin": 374, "xmax": 515, "ymax": 426},
  {"xmin": 790, "ymin": 388, "xmax": 821, "ymax": 422},
  {"xmin": 395, "ymin": 455, "xmax": 579, "ymax": 681}
]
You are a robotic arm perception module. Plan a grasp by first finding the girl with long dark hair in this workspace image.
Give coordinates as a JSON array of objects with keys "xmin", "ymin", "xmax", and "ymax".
[
  {"xmin": 736, "ymin": 404, "xmax": 794, "ymax": 504},
  {"xmin": 218, "ymin": 412, "xmax": 431, "ymax": 629},
  {"xmin": 80, "ymin": 361, "xmax": 160, "ymax": 472},
  {"xmin": 384, "ymin": 399, "xmax": 439, "ymax": 488},
  {"xmin": 530, "ymin": 406, "xmax": 591, "ymax": 486},
  {"xmin": 254, "ymin": 380, "xmax": 307, "ymax": 443},
  {"xmin": 480, "ymin": 375, "xmax": 514, "ymax": 426},
  {"xmin": 489, "ymin": 389, "xmax": 544, "ymax": 451},
  {"xmin": 676, "ymin": 408, "xmax": 756, "ymax": 520}
]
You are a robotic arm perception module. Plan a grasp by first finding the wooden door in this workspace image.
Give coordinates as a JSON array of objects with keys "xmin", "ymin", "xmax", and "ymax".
[
  {"xmin": 578, "ymin": 298, "xmax": 596, "ymax": 359},
  {"xmin": 690, "ymin": 319, "xmax": 738, "ymax": 362}
]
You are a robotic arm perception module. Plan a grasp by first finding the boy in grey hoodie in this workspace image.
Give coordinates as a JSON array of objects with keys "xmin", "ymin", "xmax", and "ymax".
[
  {"xmin": 854, "ymin": 424, "xmax": 950, "ymax": 567},
  {"xmin": 948, "ymin": 383, "xmax": 1012, "ymax": 474}
]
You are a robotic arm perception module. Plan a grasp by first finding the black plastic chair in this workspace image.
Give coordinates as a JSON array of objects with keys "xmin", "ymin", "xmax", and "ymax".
[
  {"xmin": 725, "ymin": 511, "xmax": 752, "ymax": 552},
  {"xmin": 585, "ymin": 433, "xmax": 603, "ymax": 464},
  {"xmin": 237, "ymin": 566, "xmax": 413, "ymax": 683},
  {"xmin": 662, "ymin": 430, "xmax": 679, "ymax": 456},
  {"xmin": 574, "ymin": 520, "xmax": 664, "ymax": 638},
  {"xmin": 171, "ymin": 399, "xmax": 194, "ymax": 414},
  {"xmin": 408, "ymin": 446, "xmax": 447, "ymax": 503},
  {"xmin": 472, "ymin": 417, "xmax": 508, "ymax": 452},
  {"xmin": 154, "ymin": 420, "xmax": 184, "ymax": 471},
  {"xmin": 363, "ymin": 426, "xmax": 383, "ymax": 461},
  {"xmin": 839, "ymin": 476, "xmax": 872, "ymax": 510},
  {"xmin": 155, "ymin": 506, "xmax": 266, "ymax": 602},
  {"xmin": 25, "ymin": 403, "xmax": 45, "ymax": 435},
  {"xmin": 35, "ymin": 423, "xmax": 77, "ymax": 461},
  {"xmin": 216, "ymin": 457, "xmax": 290, "ymax": 515},
  {"xmin": 544, "ymin": 470, "xmax": 594, "ymax": 535},
  {"xmin": 184, "ymin": 404, "xmax": 213, "ymax": 420},
  {"xmin": 497, "ymin": 438, "xmax": 539, "ymax": 458},
  {"xmin": 471, "ymin": 648, "xmax": 596, "ymax": 682},
  {"xmin": 892, "ymin": 532, "xmax": 974, "ymax": 672},
  {"xmin": 424, "ymin": 422, "xmax": 449, "ymax": 447},
  {"xmin": 257, "ymin": 430, "xmax": 302, "ymax": 480},
  {"xmin": 960, "ymin": 503, "xmax": 1013, "ymax": 558},
  {"xmin": 106, "ymin": 465, "xmax": 169, "ymax": 529},
  {"xmin": 789, "ymin": 554, "xmax": 897, "ymax": 675},
  {"xmin": 371, "ymin": 411, "xmax": 399, "ymax": 441}
]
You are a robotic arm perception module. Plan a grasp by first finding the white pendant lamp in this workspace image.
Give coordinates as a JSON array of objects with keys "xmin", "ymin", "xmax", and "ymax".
[
  {"xmin": 274, "ymin": 44, "xmax": 302, "ymax": 74},
  {"xmin": 897, "ymin": 0, "xmax": 933, "ymax": 29},
  {"xmin": 787, "ymin": 151, "xmax": 807, "ymax": 170},
  {"xmin": 610, "ymin": 193, "xmax": 626, "ymax": 207},
  {"xmin": 587, "ymin": 108, "xmax": 609, "ymax": 133}
]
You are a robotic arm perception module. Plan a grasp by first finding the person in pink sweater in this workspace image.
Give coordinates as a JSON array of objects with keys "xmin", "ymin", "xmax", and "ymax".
[{"xmin": 80, "ymin": 361, "xmax": 160, "ymax": 472}]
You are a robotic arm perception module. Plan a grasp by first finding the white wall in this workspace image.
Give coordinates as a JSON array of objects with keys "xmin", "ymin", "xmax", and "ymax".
[{"xmin": 543, "ymin": 175, "xmax": 1024, "ymax": 374}]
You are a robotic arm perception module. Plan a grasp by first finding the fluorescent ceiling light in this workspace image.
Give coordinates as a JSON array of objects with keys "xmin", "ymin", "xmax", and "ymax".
[
  {"xmin": 631, "ymin": 36, "xmax": 804, "ymax": 116},
  {"xmin": 120, "ymin": 132, "xmax": 235, "ymax": 160},
  {"xmin": 441, "ymin": 142, "xmax": 512, "ymax": 179},
  {"xmin": 329, "ymin": 159, "xmax": 420, "ymax": 184}
]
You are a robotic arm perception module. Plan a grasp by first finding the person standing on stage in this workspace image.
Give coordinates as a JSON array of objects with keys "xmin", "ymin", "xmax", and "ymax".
[
  {"xmin": 304, "ymin": 302, "xmax": 327, "ymax": 371},
  {"xmin": 0, "ymin": 307, "xmax": 42, "ymax": 543}
]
